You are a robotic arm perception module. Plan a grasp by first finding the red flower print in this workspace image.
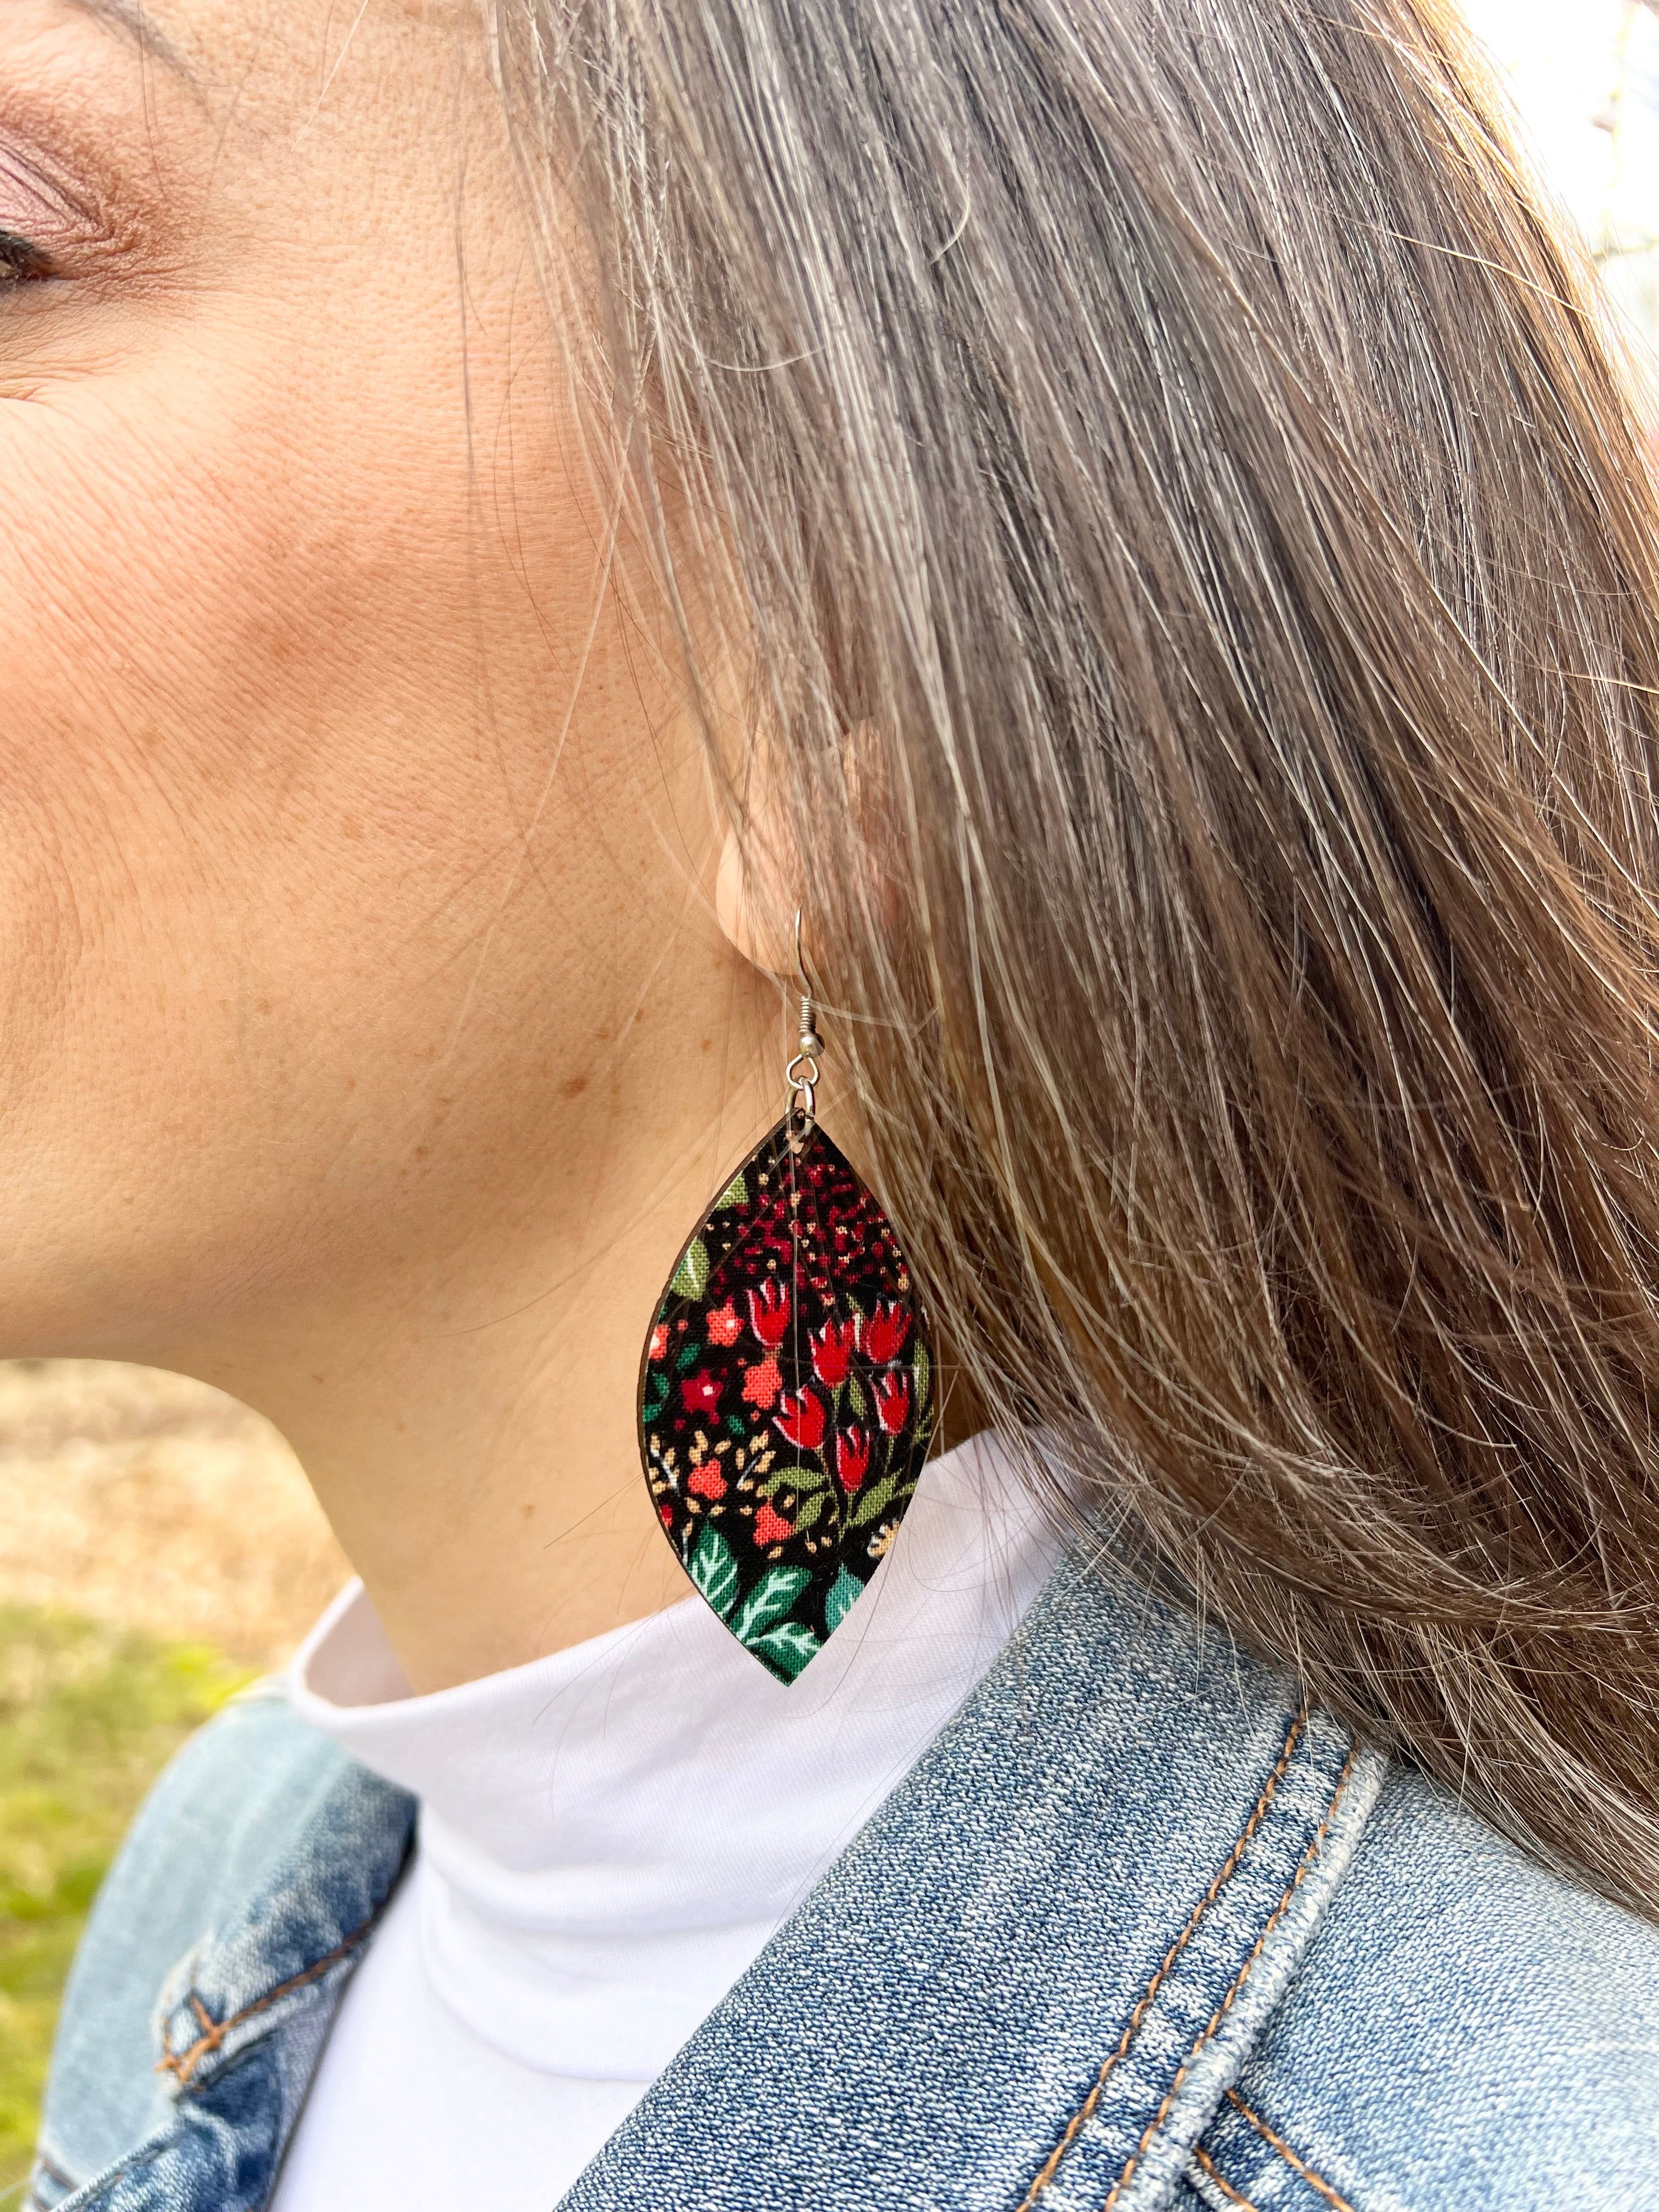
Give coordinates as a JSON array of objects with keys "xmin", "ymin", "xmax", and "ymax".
[
  {"xmin": 873, "ymin": 1369, "xmax": 912, "ymax": 1435},
  {"xmin": 774, "ymin": 1388, "xmax": 827, "ymax": 1453},
  {"xmin": 680, "ymin": 1368, "xmax": 725, "ymax": 1418},
  {"xmin": 862, "ymin": 1300, "xmax": 912, "ymax": 1364},
  {"xmin": 747, "ymin": 1279, "xmax": 791, "ymax": 1348},
  {"xmin": 706, "ymin": 1301, "xmax": 743, "ymax": 1347},
  {"xmin": 810, "ymin": 1316, "xmax": 859, "ymax": 1388},
  {"xmin": 835, "ymin": 1426, "xmax": 872, "ymax": 1491},
  {"xmin": 637, "ymin": 1118, "xmax": 936, "ymax": 1683},
  {"xmin": 742, "ymin": 1357, "xmax": 782, "ymax": 1410}
]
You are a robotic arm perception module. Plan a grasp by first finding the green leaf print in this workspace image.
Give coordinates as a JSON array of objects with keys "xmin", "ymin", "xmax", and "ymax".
[
  {"xmin": 824, "ymin": 1567, "xmax": 863, "ymax": 1634},
  {"xmin": 847, "ymin": 1373, "xmax": 867, "ymax": 1418},
  {"xmin": 731, "ymin": 1565, "xmax": 811, "ymax": 1645},
  {"xmin": 850, "ymin": 1469, "xmax": 918, "ymax": 1528},
  {"xmin": 793, "ymin": 1492, "xmax": 828, "ymax": 1532},
  {"xmin": 759, "ymin": 1462, "xmax": 831, "ymax": 1498},
  {"xmin": 714, "ymin": 1172, "xmax": 748, "ymax": 1209},
  {"xmin": 912, "ymin": 1340, "xmax": 931, "ymax": 1416},
  {"xmin": 669, "ymin": 1237, "xmax": 710, "ymax": 1299},
  {"xmin": 748, "ymin": 1620, "xmax": 822, "ymax": 1682},
  {"xmin": 687, "ymin": 1522, "xmax": 740, "ymax": 1622}
]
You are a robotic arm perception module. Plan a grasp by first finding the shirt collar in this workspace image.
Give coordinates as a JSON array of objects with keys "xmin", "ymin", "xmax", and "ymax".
[{"xmin": 284, "ymin": 1432, "xmax": 1064, "ymax": 2076}]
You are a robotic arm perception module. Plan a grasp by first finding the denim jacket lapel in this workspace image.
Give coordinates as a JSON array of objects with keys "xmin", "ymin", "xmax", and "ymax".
[
  {"xmin": 556, "ymin": 1541, "xmax": 1384, "ymax": 2212},
  {"xmin": 55, "ymin": 1763, "xmax": 414, "ymax": 2212}
]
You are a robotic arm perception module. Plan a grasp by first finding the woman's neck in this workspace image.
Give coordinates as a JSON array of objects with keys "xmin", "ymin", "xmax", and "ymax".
[{"xmin": 150, "ymin": 1039, "xmax": 783, "ymax": 1693}]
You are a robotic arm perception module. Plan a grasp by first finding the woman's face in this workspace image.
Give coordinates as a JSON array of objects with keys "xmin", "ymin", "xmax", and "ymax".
[{"xmin": 0, "ymin": 0, "xmax": 740, "ymax": 1367}]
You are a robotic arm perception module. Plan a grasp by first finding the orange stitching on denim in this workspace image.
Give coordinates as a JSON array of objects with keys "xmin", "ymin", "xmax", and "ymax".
[
  {"xmin": 1224, "ymin": 2090, "xmax": 1357, "ymax": 2212},
  {"xmin": 155, "ymin": 1913, "xmax": 380, "ymax": 2088},
  {"xmin": 1015, "ymin": 1706, "xmax": 1307, "ymax": 2211},
  {"xmin": 1190, "ymin": 2145, "xmax": 1261, "ymax": 2209},
  {"xmin": 1098, "ymin": 1742, "xmax": 1363, "ymax": 2211}
]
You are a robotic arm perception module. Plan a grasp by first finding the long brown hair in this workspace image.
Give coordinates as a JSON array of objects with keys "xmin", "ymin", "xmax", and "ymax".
[{"xmin": 495, "ymin": 0, "xmax": 1659, "ymax": 1913}]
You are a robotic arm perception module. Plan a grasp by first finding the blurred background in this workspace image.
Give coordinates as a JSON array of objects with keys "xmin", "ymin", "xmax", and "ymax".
[
  {"xmin": 3, "ymin": 0, "xmax": 1658, "ymax": 2198},
  {"xmin": 1463, "ymin": 0, "xmax": 1659, "ymax": 366}
]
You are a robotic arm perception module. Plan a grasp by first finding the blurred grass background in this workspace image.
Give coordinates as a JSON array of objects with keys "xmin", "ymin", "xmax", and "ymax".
[{"xmin": 0, "ymin": 1363, "xmax": 348, "ymax": 2197}]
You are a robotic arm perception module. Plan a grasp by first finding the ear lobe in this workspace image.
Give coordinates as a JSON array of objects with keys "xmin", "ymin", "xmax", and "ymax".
[
  {"xmin": 715, "ymin": 820, "xmax": 800, "ymax": 973},
  {"xmin": 713, "ymin": 747, "xmax": 801, "ymax": 975},
  {"xmin": 713, "ymin": 721, "xmax": 895, "ymax": 976}
]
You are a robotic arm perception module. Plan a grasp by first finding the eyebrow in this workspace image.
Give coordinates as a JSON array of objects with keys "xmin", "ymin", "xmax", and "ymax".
[{"xmin": 60, "ymin": 0, "xmax": 193, "ymax": 81}]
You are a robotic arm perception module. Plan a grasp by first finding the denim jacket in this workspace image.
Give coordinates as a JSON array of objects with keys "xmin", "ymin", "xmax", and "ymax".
[{"xmin": 31, "ymin": 1539, "xmax": 1659, "ymax": 2211}]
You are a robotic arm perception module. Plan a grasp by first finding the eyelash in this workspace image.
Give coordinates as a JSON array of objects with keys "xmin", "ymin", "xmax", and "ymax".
[{"xmin": 0, "ymin": 230, "xmax": 50, "ymax": 289}]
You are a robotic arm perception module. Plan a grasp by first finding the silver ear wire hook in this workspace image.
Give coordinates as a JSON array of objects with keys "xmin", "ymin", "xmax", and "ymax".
[{"xmin": 784, "ymin": 906, "xmax": 822, "ymax": 1131}]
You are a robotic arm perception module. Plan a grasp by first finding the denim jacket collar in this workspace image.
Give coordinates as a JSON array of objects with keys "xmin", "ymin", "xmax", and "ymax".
[
  {"xmin": 54, "ymin": 1538, "xmax": 1385, "ymax": 2212},
  {"xmin": 557, "ymin": 1538, "xmax": 1382, "ymax": 2212}
]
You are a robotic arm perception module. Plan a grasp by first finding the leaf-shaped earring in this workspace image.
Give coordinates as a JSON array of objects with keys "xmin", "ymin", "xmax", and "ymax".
[{"xmin": 637, "ymin": 920, "xmax": 935, "ymax": 1683}]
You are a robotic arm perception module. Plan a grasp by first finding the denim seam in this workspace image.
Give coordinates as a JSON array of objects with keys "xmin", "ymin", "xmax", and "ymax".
[
  {"xmin": 1016, "ymin": 1705, "xmax": 1308, "ymax": 2210},
  {"xmin": 1098, "ymin": 1742, "xmax": 1364, "ymax": 2211},
  {"xmin": 155, "ymin": 1910, "xmax": 379, "ymax": 2089},
  {"xmin": 24, "ymin": 2143, "xmax": 81, "ymax": 2212},
  {"xmin": 49, "ymin": 2129, "xmax": 170, "ymax": 2212},
  {"xmin": 1189, "ymin": 2144, "xmax": 1260, "ymax": 2209},
  {"xmin": 1224, "ymin": 2090, "xmax": 1357, "ymax": 2212},
  {"xmin": 31, "ymin": 2146, "xmax": 77, "ymax": 2191}
]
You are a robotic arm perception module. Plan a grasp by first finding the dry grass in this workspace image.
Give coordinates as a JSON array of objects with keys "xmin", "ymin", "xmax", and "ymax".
[{"xmin": 0, "ymin": 1362, "xmax": 351, "ymax": 1672}]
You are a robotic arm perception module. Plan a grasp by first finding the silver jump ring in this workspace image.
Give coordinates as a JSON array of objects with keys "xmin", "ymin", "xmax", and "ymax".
[
  {"xmin": 786, "ymin": 907, "xmax": 823, "ymax": 1128},
  {"xmin": 785, "ymin": 1053, "xmax": 819, "ymax": 1130}
]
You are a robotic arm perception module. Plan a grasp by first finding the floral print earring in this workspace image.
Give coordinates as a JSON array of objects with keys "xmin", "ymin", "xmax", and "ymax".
[{"xmin": 636, "ymin": 918, "xmax": 934, "ymax": 1683}]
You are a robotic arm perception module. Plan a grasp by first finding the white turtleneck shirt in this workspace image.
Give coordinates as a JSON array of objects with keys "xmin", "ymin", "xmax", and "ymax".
[{"xmin": 269, "ymin": 1432, "xmax": 1062, "ymax": 2211}]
